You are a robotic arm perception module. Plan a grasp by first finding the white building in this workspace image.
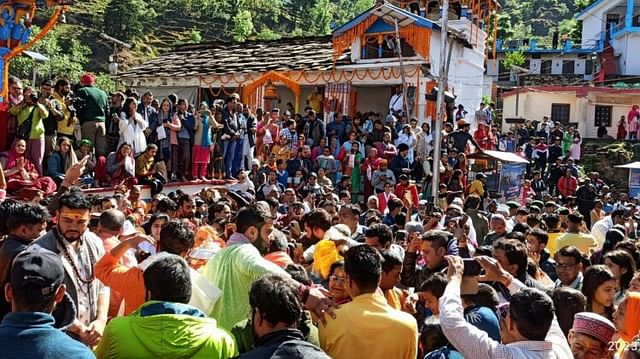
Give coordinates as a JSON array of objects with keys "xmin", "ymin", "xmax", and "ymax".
[
  {"xmin": 500, "ymin": 86, "xmax": 640, "ymax": 138},
  {"xmin": 577, "ymin": 0, "xmax": 640, "ymax": 77}
]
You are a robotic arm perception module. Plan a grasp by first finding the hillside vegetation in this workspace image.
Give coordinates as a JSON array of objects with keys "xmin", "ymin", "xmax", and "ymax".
[{"xmin": 13, "ymin": 0, "xmax": 600, "ymax": 87}]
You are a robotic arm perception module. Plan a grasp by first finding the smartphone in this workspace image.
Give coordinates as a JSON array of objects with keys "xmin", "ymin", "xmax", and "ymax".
[
  {"xmin": 463, "ymin": 258, "xmax": 482, "ymax": 276},
  {"xmin": 395, "ymin": 230, "xmax": 407, "ymax": 244}
]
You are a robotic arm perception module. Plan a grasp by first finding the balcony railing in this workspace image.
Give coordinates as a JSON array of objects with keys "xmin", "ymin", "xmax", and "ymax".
[
  {"xmin": 609, "ymin": 15, "xmax": 640, "ymax": 38},
  {"xmin": 497, "ymin": 31, "xmax": 605, "ymax": 53}
]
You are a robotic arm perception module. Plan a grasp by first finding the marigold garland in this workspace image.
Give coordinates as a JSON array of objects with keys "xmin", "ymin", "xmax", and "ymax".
[
  {"xmin": 333, "ymin": 15, "xmax": 378, "ymax": 63},
  {"xmin": 3, "ymin": 5, "xmax": 62, "ymax": 98},
  {"xmin": 242, "ymin": 71, "xmax": 301, "ymax": 107}
]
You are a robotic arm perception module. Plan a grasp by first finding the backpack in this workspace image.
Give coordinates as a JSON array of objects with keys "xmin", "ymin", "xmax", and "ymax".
[{"xmin": 16, "ymin": 107, "xmax": 36, "ymax": 140}]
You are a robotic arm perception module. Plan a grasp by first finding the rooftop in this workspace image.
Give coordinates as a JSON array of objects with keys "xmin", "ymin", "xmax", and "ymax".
[
  {"xmin": 500, "ymin": 85, "xmax": 640, "ymax": 98},
  {"xmin": 118, "ymin": 36, "xmax": 351, "ymax": 79}
]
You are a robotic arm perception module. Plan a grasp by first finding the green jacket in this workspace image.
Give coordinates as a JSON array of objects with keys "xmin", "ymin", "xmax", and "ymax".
[
  {"xmin": 202, "ymin": 240, "xmax": 288, "ymax": 331},
  {"xmin": 76, "ymin": 85, "xmax": 109, "ymax": 124},
  {"xmin": 95, "ymin": 301, "xmax": 237, "ymax": 359},
  {"xmin": 9, "ymin": 103, "xmax": 48, "ymax": 139}
]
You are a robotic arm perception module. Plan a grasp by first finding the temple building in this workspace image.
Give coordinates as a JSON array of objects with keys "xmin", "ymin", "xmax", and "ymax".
[{"xmin": 118, "ymin": 0, "xmax": 499, "ymax": 126}]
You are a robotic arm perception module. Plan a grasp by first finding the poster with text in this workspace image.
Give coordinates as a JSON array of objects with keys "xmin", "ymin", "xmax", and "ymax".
[
  {"xmin": 630, "ymin": 169, "xmax": 640, "ymax": 198},
  {"xmin": 499, "ymin": 163, "xmax": 527, "ymax": 201}
]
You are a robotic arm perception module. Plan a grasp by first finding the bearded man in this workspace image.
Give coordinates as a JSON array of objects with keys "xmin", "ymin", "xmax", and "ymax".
[
  {"xmin": 34, "ymin": 190, "xmax": 109, "ymax": 347},
  {"xmin": 202, "ymin": 205, "xmax": 336, "ymax": 331}
]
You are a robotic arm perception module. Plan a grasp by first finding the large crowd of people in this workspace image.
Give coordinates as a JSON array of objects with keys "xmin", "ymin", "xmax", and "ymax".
[{"xmin": 2, "ymin": 73, "xmax": 640, "ymax": 359}]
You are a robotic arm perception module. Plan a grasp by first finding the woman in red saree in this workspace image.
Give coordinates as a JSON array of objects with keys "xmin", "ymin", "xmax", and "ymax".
[
  {"xmin": 361, "ymin": 147, "xmax": 381, "ymax": 199},
  {"xmin": 2, "ymin": 139, "xmax": 56, "ymax": 195},
  {"xmin": 106, "ymin": 142, "xmax": 138, "ymax": 188}
]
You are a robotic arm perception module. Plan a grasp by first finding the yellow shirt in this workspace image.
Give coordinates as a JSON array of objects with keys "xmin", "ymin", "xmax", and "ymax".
[
  {"xmin": 319, "ymin": 292, "xmax": 418, "ymax": 359},
  {"xmin": 384, "ymin": 287, "xmax": 408, "ymax": 311},
  {"xmin": 307, "ymin": 92, "xmax": 324, "ymax": 113},
  {"xmin": 468, "ymin": 179, "xmax": 485, "ymax": 197},
  {"xmin": 546, "ymin": 232, "xmax": 564, "ymax": 256},
  {"xmin": 271, "ymin": 144, "xmax": 290, "ymax": 163},
  {"xmin": 552, "ymin": 232, "xmax": 596, "ymax": 256},
  {"xmin": 51, "ymin": 92, "xmax": 75, "ymax": 135}
]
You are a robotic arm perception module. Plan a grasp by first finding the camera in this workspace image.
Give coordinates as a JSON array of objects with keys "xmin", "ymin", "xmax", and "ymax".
[{"xmin": 67, "ymin": 96, "xmax": 86, "ymax": 118}]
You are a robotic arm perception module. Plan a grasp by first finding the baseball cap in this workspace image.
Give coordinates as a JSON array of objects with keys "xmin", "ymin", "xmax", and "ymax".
[
  {"xmin": 505, "ymin": 201, "xmax": 519, "ymax": 209},
  {"xmin": 80, "ymin": 73, "xmax": 96, "ymax": 85},
  {"xmin": 11, "ymin": 246, "xmax": 64, "ymax": 296}
]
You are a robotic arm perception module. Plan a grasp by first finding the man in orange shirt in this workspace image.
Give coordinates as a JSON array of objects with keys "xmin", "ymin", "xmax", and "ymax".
[{"xmin": 95, "ymin": 221, "xmax": 197, "ymax": 314}]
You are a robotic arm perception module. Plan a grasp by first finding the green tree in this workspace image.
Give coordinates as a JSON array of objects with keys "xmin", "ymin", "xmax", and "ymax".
[
  {"xmin": 104, "ymin": 0, "xmax": 157, "ymax": 42},
  {"xmin": 233, "ymin": 9, "xmax": 254, "ymax": 42},
  {"xmin": 502, "ymin": 50, "xmax": 526, "ymax": 70},
  {"xmin": 9, "ymin": 24, "xmax": 91, "ymax": 83}
]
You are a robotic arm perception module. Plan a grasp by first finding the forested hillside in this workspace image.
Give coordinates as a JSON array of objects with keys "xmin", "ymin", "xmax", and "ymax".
[
  {"xmin": 498, "ymin": 0, "xmax": 599, "ymax": 46},
  {"xmin": 13, "ymin": 0, "xmax": 601, "ymax": 87}
]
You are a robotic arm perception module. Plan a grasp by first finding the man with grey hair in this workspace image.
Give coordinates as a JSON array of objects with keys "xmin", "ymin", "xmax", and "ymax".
[{"xmin": 483, "ymin": 214, "xmax": 509, "ymax": 247}]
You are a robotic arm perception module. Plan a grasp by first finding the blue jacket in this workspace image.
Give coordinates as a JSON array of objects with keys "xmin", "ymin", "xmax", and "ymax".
[
  {"xmin": 178, "ymin": 111, "xmax": 195, "ymax": 142},
  {"xmin": 46, "ymin": 152, "xmax": 66, "ymax": 179},
  {"xmin": 236, "ymin": 328, "xmax": 329, "ymax": 359},
  {"xmin": 0, "ymin": 312, "xmax": 94, "ymax": 359}
]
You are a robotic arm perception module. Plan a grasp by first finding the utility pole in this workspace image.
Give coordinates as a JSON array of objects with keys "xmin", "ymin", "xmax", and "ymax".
[
  {"xmin": 393, "ymin": 18, "xmax": 409, "ymax": 118},
  {"xmin": 430, "ymin": 0, "xmax": 449, "ymax": 205}
]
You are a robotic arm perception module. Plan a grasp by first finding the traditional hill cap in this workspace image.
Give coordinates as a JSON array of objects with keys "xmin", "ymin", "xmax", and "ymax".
[
  {"xmin": 530, "ymin": 204, "xmax": 542, "ymax": 212},
  {"xmin": 556, "ymin": 207, "xmax": 571, "ymax": 215},
  {"xmin": 447, "ymin": 204, "xmax": 463, "ymax": 214},
  {"xmin": 567, "ymin": 213, "xmax": 584, "ymax": 224},
  {"xmin": 11, "ymin": 246, "xmax": 64, "ymax": 296},
  {"xmin": 517, "ymin": 207, "xmax": 529, "ymax": 214},
  {"xmin": 532, "ymin": 200, "xmax": 544, "ymax": 208},
  {"xmin": 572, "ymin": 312, "xmax": 615, "ymax": 344},
  {"xmin": 505, "ymin": 201, "xmax": 519, "ymax": 209},
  {"xmin": 545, "ymin": 201, "xmax": 558, "ymax": 208},
  {"xmin": 78, "ymin": 139, "xmax": 93, "ymax": 147},
  {"xmin": 80, "ymin": 73, "xmax": 96, "ymax": 85},
  {"xmin": 399, "ymin": 174, "xmax": 409, "ymax": 181},
  {"xmin": 405, "ymin": 221, "xmax": 424, "ymax": 236},
  {"xmin": 418, "ymin": 199, "xmax": 429, "ymax": 206},
  {"xmin": 308, "ymin": 172, "xmax": 318, "ymax": 178},
  {"xmin": 496, "ymin": 206, "xmax": 510, "ymax": 217}
]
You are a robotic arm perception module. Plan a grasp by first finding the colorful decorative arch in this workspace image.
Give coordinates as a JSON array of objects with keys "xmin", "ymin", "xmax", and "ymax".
[
  {"xmin": 242, "ymin": 70, "xmax": 301, "ymax": 111},
  {"xmin": 0, "ymin": 0, "xmax": 70, "ymax": 98}
]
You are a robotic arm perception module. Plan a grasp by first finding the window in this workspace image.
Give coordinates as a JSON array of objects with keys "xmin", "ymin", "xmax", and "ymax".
[
  {"xmin": 541, "ymin": 60, "xmax": 552, "ymax": 75},
  {"xmin": 585, "ymin": 60, "xmax": 594, "ymax": 75},
  {"xmin": 362, "ymin": 34, "xmax": 416, "ymax": 60},
  {"xmin": 595, "ymin": 105, "xmax": 612, "ymax": 127},
  {"xmin": 562, "ymin": 60, "xmax": 575, "ymax": 74},
  {"xmin": 551, "ymin": 103, "xmax": 571, "ymax": 125}
]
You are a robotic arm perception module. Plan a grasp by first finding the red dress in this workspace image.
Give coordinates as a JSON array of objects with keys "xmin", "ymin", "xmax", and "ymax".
[
  {"xmin": 361, "ymin": 154, "xmax": 382, "ymax": 198},
  {"xmin": 5, "ymin": 148, "xmax": 56, "ymax": 195},
  {"xmin": 617, "ymin": 121, "xmax": 628, "ymax": 140}
]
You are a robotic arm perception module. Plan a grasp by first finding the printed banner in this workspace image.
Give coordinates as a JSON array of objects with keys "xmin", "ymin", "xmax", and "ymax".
[
  {"xmin": 629, "ymin": 169, "xmax": 640, "ymax": 198},
  {"xmin": 499, "ymin": 163, "xmax": 527, "ymax": 201}
]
